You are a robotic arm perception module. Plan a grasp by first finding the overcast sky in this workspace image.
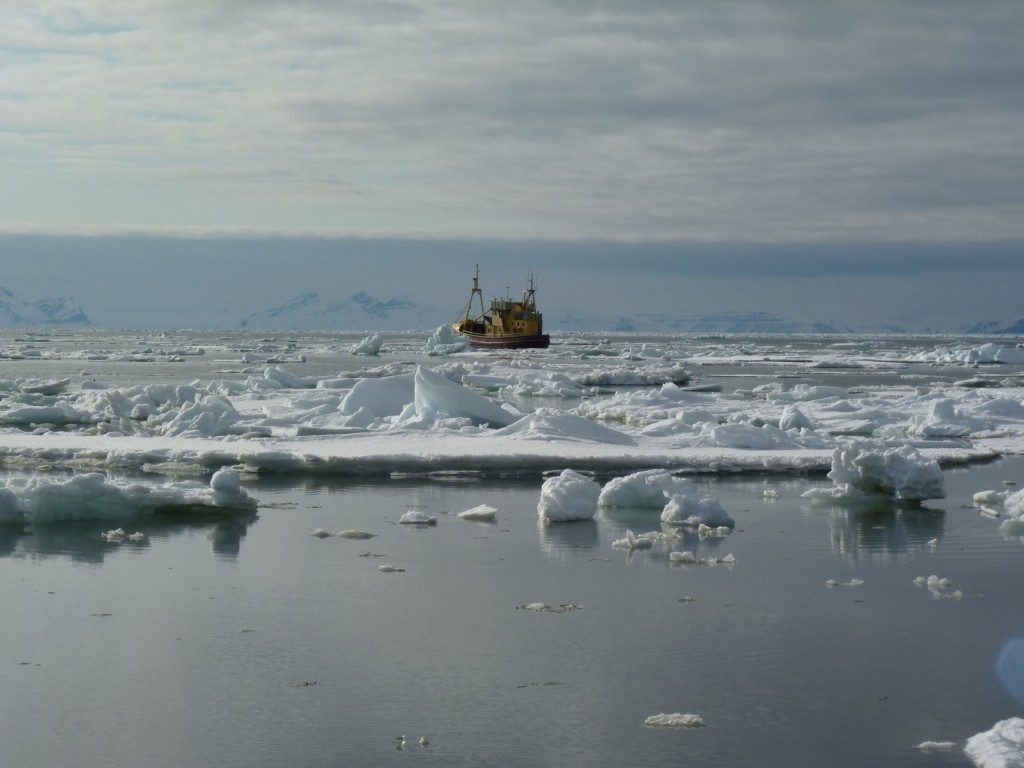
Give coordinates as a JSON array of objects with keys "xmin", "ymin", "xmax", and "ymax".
[{"xmin": 1, "ymin": 2, "xmax": 1022, "ymax": 327}]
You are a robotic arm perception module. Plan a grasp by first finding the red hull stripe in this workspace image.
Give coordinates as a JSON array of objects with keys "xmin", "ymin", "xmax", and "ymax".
[{"xmin": 461, "ymin": 333, "xmax": 550, "ymax": 349}]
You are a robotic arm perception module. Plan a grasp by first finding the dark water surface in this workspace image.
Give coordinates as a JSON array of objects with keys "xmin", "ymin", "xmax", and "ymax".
[{"xmin": 2, "ymin": 458, "xmax": 1023, "ymax": 767}]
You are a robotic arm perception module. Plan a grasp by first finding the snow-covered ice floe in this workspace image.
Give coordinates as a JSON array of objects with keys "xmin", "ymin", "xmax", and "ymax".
[
  {"xmin": 598, "ymin": 469, "xmax": 734, "ymax": 527},
  {"xmin": 643, "ymin": 713, "xmax": 706, "ymax": 728},
  {"xmin": 965, "ymin": 717, "xmax": 1024, "ymax": 768},
  {"xmin": 0, "ymin": 469, "xmax": 254, "ymax": 525},
  {"xmin": 458, "ymin": 504, "xmax": 497, "ymax": 521},
  {"xmin": 802, "ymin": 443, "xmax": 945, "ymax": 503},
  {"xmin": 972, "ymin": 486, "xmax": 1024, "ymax": 538},
  {"xmin": 0, "ymin": 354, "xmax": 1012, "ymax": 478},
  {"xmin": 537, "ymin": 469, "xmax": 600, "ymax": 522}
]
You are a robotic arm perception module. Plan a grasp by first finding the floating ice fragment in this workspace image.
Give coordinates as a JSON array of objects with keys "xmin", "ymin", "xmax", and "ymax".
[
  {"xmin": 612, "ymin": 529, "xmax": 655, "ymax": 550},
  {"xmin": 458, "ymin": 504, "xmax": 497, "ymax": 521},
  {"xmin": 310, "ymin": 529, "xmax": 333, "ymax": 538},
  {"xmin": 517, "ymin": 603, "xmax": 581, "ymax": 613},
  {"xmin": 670, "ymin": 551, "xmax": 697, "ymax": 564},
  {"xmin": 337, "ymin": 530, "xmax": 376, "ymax": 539},
  {"xmin": 644, "ymin": 713, "xmax": 706, "ymax": 728},
  {"xmin": 826, "ymin": 579, "xmax": 839, "ymax": 587},
  {"xmin": 844, "ymin": 578, "xmax": 863, "ymax": 587},
  {"xmin": 537, "ymin": 469, "xmax": 600, "ymax": 523},
  {"xmin": 965, "ymin": 717, "xmax": 1024, "ymax": 768},
  {"xmin": 927, "ymin": 538, "xmax": 940, "ymax": 547},
  {"xmin": 915, "ymin": 741, "xmax": 957, "ymax": 751},
  {"xmin": 598, "ymin": 469, "xmax": 696, "ymax": 509},
  {"xmin": 350, "ymin": 333, "xmax": 384, "ymax": 356},
  {"xmin": 399, "ymin": 510, "xmax": 437, "ymax": 525},
  {"xmin": 126, "ymin": 531, "xmax": 147, "ymax": 542},
  {"xmin": 802, "ymin": 443, "xmax": 944, "ymax": 503},
  {"xmin": 379, "ymin": 565, "xmax": 405, "ymax": 573},
  {"xmin": 762, "ymin": 488, "xmax": 779, "ymax": 500},
  {"xmin": 0, "ymin": 488, "xmax": 25, "ymax": 525},
  {"xmin": 419, "ymin": 737, "xmax": 429, "ymax": 747},
  {"xmin": 102, "ymin": 528, "xmax": 126, "ymax": 542},
  {"xmin": 913, "ymin": 577, "xmax": 927, "ymax": 586}
]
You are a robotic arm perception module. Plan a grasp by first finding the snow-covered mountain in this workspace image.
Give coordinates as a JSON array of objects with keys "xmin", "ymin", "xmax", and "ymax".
[
  {"xmin": 551, "ymin": 311, "xmax": 852, "ymax": 335},
  {"xmin": 963, "ymin": 318, "xmax": 1024, "ymax": 334},
  {"xmin": 0, "ymin": 287, "xmax": 91, "ymax": 327},
  {"xmin": 240, "ymin": 291, "xmax": 448, "ymax": 330}
]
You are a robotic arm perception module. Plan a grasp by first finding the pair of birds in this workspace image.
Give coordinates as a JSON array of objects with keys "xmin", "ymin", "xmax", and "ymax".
[{"xmin": 396, "ymin": 735, "xmax": 429, "ymax": 749}]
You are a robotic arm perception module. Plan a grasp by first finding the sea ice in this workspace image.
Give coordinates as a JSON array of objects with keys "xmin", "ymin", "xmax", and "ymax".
[
  {"xmin": 915, "ymin": 741, "xmax": 957, "ymax": 751},
  {"xmin": 399, "ymin": 510, "xmax": 437, "ymax": 525},
  {"xmin": 458, "ymin": 504, "xmax": 497, "ymax": 521},
  {"xmin": 423, "ymin": 324, "xmax": 469, "ymax": 355},
  {"xmin": 598, "ymin": 469, "xmax": 696, "ymax": 508},
  {"xmin": 494, "ymin": 408, "xmax": 635, "ymax": 445},
  {"xmin": 643, "ymin": 713, "xmax": 706, "ymax": 728},
  {"xmin": 611, "ymin": 529, "xmax": 655, "ymax": 550},
  {"xmin": 413, "ymin": 366, "xmax": 519, "ymax": 428},
  {"xmin": 661, "ymin": 496, "xmax": 734, "ymax": 527},
  {"xmin": 337, "ymin": 530, "xmax": 376, "ymax": 539},
  {"xmin": 350, "ymin": 333, "xmax": 384, "ymax": 356},
  {"xmin": 801, "ymin": 443, "xmax": 945, "ymax": 502},
  {"xmin": 0, "ymin": 488, "xmax": 24, "ymax": 524},
  {"xmin": 2, "ymin": 471, "xmax": 255, "ymax": 524},
  {"xmin": 965, "ymin": 717, "xmax": 1024, "ymax": 768},
  {"xmin": 310, "ymin": 528, "xmax": 333, "ymax": 538},
  {"xmin": 537, "ymin": 469, "xmax": 600, "ymax": 523}
]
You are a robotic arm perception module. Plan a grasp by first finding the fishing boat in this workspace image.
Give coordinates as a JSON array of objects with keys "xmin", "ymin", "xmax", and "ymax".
[{"xmin": 453, "ymin": 266, "xmax": 550, "ymax": 349}]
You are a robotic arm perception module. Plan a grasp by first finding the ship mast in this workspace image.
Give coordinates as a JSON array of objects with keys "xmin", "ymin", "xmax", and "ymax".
[{"xmin": 462, "ymin": 264, "xmax": 486, "ymax": 322}]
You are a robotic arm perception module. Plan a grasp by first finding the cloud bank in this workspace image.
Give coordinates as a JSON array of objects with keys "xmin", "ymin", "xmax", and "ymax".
[{"xmin": 3, "ymin": 1, "xmax": 1023, "ymax": 240}]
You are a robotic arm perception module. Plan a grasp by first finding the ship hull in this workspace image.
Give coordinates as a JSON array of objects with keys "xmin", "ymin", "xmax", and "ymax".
[{"xmin": 461, "ymin": 332, "xmax": 550, "ymax": 349}]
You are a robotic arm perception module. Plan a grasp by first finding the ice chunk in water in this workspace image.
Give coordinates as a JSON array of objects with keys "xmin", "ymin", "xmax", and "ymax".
[
  {"xmin": 644, "ymin": 713, "xmax": 706, "ymax": 728},
  {"xmin": 537, "ymin": 469, "xmax": 600, "ymax": 523},
  {"xmin": 965, "ymin": 717, "xmax": 1024, "ymax": 768},
  {"xmin": 399, "ymin": 510, "xmax": 437, "ymax": 525},
  {"xmin": 458, "ymin": 504, "xmax": 497, "ymax": 521}
]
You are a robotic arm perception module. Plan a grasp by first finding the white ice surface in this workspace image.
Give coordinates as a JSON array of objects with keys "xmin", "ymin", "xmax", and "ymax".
[
  {"xmin": 965, "ymin": 717, "xmax": 1024, "ymax": 768},
  {"xmin": 1, "ymin": 469, "xmax": 254, "ymax": 524},
  {"xmin": 802, "ymin": 443, "xmax": 945, "ymax": 502},
  {"xmin": 537, "ymin": 469, "xmax": 600, "ymax": 522}
]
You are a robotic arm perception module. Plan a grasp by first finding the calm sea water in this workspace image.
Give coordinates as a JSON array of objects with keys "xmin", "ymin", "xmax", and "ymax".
[
  {"xmin": 1, "ymin": 330, "xmax": 1022, "ymax": 766},
  {"xmin": 1, "ymin": 460, "xmax": 1023, "ymax": 767}
]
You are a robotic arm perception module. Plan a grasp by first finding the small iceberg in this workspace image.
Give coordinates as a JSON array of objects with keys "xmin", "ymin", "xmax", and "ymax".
[
  {"xmin": 965, "ymin": 717, "xmax": 1024, "ymax": 768},
  {"xmin": 644, "ymin": 713, "xmax": 706, "ymax": 728},
  {"xmin": 537, "ymin": 469, "xmax": 600, "ymax": 523},
  {"xmin": 337, "ymin": 530, "xmax": 376, "ymax": 539},
  {"xmin": 458, "ymin": 504, "xmax": 497, "ymax": 521},
  {"xmin": 400, "ymin": 510, "xmax": 437, "ymax": 525}
]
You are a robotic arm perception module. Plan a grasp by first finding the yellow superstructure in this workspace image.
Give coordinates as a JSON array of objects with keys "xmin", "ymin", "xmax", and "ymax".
[{"xmin": 453, "ymin": 266, "xmax": 550, "ymax": 349}]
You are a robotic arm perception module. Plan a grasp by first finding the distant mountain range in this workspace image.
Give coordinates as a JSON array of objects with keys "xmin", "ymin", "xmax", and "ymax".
[
  {"xmin": 0, "ymin": 287, "xmax": 90, "ymax": 326},
  {"xmin": 0, "ymin": 283, "xmax": 1020, "ymax": 335},
  {"xmin": 239, "ymin": 291, "xmax": 448, "ymax": 330}
]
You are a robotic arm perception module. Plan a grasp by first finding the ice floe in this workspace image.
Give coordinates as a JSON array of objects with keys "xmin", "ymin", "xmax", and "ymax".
[
  {"xmin": 350, "ymin": 333, "xmax": 384, "ymax": 356},
  {"xmin": 643, "ymin": 713, "xmax": 706, "ymax": 728},
  {"xmin": 423, "ymin": 324, "xmax": 469, "ymax": 355},
  {"xmin": 458, "ymin": 504, "xmax": 497, "ymax": 521},
  {"xmin": 537, "ymin": 469, "xmax": 600, "ymax": 522},
  {"xmin": 0, "ymin": 469, "xmax": 254, "ymax": 525},
  {"xmin": 802, "ymin": 443, "xmax": 945, "ymax": 503},
  {"xmin": 399, "ymin": 510, "xmax": 437, "ymax": 525},
  {"xmin": 965, "ymin": 717, "xmax": 1024, "ymax": 768}
]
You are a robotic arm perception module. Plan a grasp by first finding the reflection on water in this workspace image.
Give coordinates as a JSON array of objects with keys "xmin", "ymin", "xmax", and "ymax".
[
  {"xmin": 817, "ymin": 501, "xmax": 946, "ymax": 561},
  {"xmin": 537, "ymin": 518, "xmax": 599, "ymax": 556},
  {"xmin": 0, "ymin": 512, "xmax": 258, "ymax": 562}
]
